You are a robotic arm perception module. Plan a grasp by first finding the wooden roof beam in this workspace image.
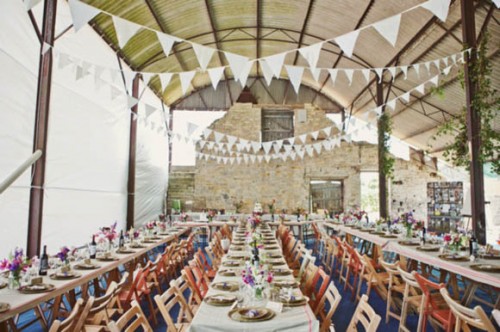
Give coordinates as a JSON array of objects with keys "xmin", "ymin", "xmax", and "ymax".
[{"xmin": 292, "ymin": 0, "xmax": 315, "ymax": 65}]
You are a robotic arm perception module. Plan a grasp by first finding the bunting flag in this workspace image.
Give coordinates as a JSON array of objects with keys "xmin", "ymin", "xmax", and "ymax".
[
  {"xmin": 208, "ymin": 67, "xmax": 225, "ymax": 90},
  {"xmin": 334, "ymin": 30, "xmax": 360, "ymax": 58},
  {"xmin": 374, "ymin": 68, "xmax": 384, "ymax": 81},
  {"xmin": 400, "ymin": 65, "xmax": 409, "ymax": 79},
  {"xmin": 285, "ymin": 65, "xmax": 304, "ymax": 94},
  {"xmin": 144, "ymin": 104, "xmax": 156, "ymax": 118},
  {"xmin": 157, "ymin": 32, "xmax": 179, "ymax": 57},
  {"xmin": 413, "ymin": 63, "xmax": 421, "ymax": 77},
  {"xmin": 421, "ymin": 0, "xmax": 451, "ymax": 22},
  {"xmin": 142, "ymin": 72, "xmax": 154, "ymax": 84},
  {"xmin": 214, "ymin": 132, "xmax": 225, "ymax": 143},
  {"xmin": 179, "ymin": 71, "xmax": 196, "ymax": 95},
  {"xmin": 159, "ymin": 73, "xmax": 173, "ymax": 91},
  {"xmin": 415, "ymin": 83, "xmax": 426, "ymax": 94},
  {"xmin": 225, "ymin": 52, "xmax": 249, "ymax": 81},
  {"xmin": 264, "ymin": 53, "xmax": 286, "ymax": 78},
  {"xmin": 400, "ymin": 91, "xmax": 411, "ymax": 103},
  {"xmin": 192, "ymin": 44, "xmax": 215, "ymax": 71},
  {"xmin": 494, "ymin": 0, "xmax": 500, "ymax": 8},
  {"xmin": 238, "ymin": 61, "xmax": 254, "ymax": 88},
  {"xmin": 373, "ymin": 14, "xmax": 402, "ymax": 47},
  {"xmin": 112, "ymin": 16, "xmax": 142, "ymax": 48},
  {"xmin": 361, "ymin": 69, "xmax": 371, "ymax": 82},
  {"xmin": 310, "ymin": 68, "xmax": 321, "ymax": 83},
  {"xmin": 127, "ymin": 95, "xmax": 139, "ymax": 108},
  {"xmin": 24, "ymin": 0, "xmax": 41, "ymax": 10},
  {"xmin": 187, "ymin": 122, "xmax": 198, "ymax": 136},
  {"xmin": 68, "ymin": 0, "xmax": 99, "ymax": 32},
  {"xmin": 41, "ymin": 42, "xmax": 52, "ymax": 55},
  {"xmin": 298, "ymin": 42, "xmax": 323, "ymax": 70},
  {"xmin": 344, "ymin": 69, "xmax": 354, "ymax": 86},
  {"xmin": 259, "ymin": 59, "xmax": 274, "ymax": 86},
  {"xmin": 328, "ymin": 69, "xmax": 338, "ymax": 85}
]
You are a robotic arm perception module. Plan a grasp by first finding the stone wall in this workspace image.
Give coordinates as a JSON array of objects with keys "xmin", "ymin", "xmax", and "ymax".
[{"xmin": 168, "ymin": 103, "xmax": 443, "ymax": 219}]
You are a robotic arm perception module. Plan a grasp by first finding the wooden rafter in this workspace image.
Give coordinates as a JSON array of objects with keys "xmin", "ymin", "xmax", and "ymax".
[{"xmin": 292, "ymin": 0, "xmax": 315, "ymax": 65}]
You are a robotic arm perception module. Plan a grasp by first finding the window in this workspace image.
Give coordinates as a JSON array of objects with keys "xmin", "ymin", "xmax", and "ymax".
[
  {"xmin": 310, "ymin": 180, "xmax": 343, "ymax": 215},
  {"xmin": 261, "ymin": 109, "xmax": 294, "ymax": 142}
]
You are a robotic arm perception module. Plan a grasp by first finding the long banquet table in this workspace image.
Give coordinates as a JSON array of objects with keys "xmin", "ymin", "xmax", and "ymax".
[
  {"xmin": 188, "ymin": 225, "xmax": 320, "ymax": 332},
  {"xmin": 0, "ymin": 227, "xmax": 189, "ymax": 331}
]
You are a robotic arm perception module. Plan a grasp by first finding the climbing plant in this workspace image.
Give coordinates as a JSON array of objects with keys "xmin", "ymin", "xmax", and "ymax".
[
  {"xmin": 378, "ymin": 112, "xmax": 395, "ymax": 180},
  {"xmin": 432, "ymin": 33, "xmax": 499, "ymax": 174}
]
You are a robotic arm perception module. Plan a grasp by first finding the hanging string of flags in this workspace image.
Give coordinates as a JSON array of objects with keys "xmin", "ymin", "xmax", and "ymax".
[{"xmin": 46, "ymin": 0, "xmax": 457, "ymax": 95}]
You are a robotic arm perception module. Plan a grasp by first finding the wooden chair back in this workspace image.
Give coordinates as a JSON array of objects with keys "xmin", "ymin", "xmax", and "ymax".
[
  {"xmin": 440, "ymin": 288, "xmax": 496, "ymax": 332},
  {"xmin": 49, "ymin": 297, "xmax": 94, "ymax": 332},
  {"xmin": 346, "ymin": 294, "xmax": 381, "ymax": 332},
  {"xmin": 107, "ymin": 300, "xmax": 153, "ymax": 332},
  {"xmin": 86, "ymin": 281, "xmax": 117, "ymax": 325},
  {"xmin": 315, "ymin": 281, "xmax": 342, "ymax": 332},
  {"xmin": 154, "ymin": 287, "xmax": 194, "ymax": 332}
]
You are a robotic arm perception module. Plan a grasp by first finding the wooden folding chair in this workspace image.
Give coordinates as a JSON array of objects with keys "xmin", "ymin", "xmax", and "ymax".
[
  {"xmin": 356, "ymin": 254, "xmax": 389, "ymax": 302},
  {"xmin": 154, "ymin": 287, "xmax": 194, "ymax": 332},
  {"xmin": 107, "ymin": 300, "xmax": 153, "ymax": 332},
  {"xmin": 346, "ymin": 294, "xmax": 381, "ymax": 332},
  {"xmin": 49, "ymin": 297, "xmax": 94, "ymax": 332},
  {"xmin": 379, "ymin": 259, "xmax": 405, "ymax": 324},
  {"xmin": 314, "ymin": 281, "xmax": 342, "ymax": 332}
]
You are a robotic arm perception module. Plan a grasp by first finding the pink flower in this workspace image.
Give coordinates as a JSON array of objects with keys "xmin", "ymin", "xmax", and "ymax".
[{"xmin": 443, "ymin": 234, "xmax": 452, "ymax": 242}]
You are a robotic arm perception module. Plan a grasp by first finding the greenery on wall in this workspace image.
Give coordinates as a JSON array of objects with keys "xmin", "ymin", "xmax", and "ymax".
[
  {"xmin": 432, "ymin": 33, "xmax": 499, "ymax": 175},
  {"xmin": 378, "ymin": 112, "xmax": 395, "ymax": 180}
]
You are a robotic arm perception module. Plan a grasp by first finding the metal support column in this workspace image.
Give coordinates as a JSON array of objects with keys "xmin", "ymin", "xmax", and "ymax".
[
  {"xmin": 27, "ymin": 0, "xmax": 57, "ymax": 258},
  {"xmin": 376, "ymin": 80, "xmax": 388, "ymax": 219},
  {"xmin": 461, "ymin": 0, "xmax": 486, "ymax": 244},
  {"xmin": 126, "ymin": 75, "xmax": 140, "ymax": 230}
]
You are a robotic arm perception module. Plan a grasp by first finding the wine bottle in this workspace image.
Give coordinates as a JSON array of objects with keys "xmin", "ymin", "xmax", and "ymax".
[
  {"xmin": 39, "ymin": 245, "xmax": 49, "ymax": 276},
  {"xmin": 469, "ymin": 233, "xmax": 478, "ymax": 256},
  {"xmin": 420, "ymin": 227, "xmax": 426, "ymax": 246},
  {"xmin": 119, "ymin": 230, "xmax": 125, "ymax": 248},
  {"xmin": 89, "ymin": 235, "xmax": 97, "ymax": 259}
]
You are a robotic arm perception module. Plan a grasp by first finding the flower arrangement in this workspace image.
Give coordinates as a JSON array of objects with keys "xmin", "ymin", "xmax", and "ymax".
[
  {"xmin": 248, "ymin": 214, "xmax": 262, "ymax": 229},
  {"xmin": 97, "ymin": 222, "xmax": 118, "ymax": 243},
  {"xmin": 207, "ymin": 209, "xmax": 216, "ymax": 222},
  {"xmin": 145, "ymin": 221, "xmax": 156, "ymax": 230},
  {"xmin": 56, "ymin": 246, "xmax": 71, "ymax": 263},
  {"xmin": 443, "ymin": 233, "xmax": 462, "ymax": 252},
  {"xmin": 241, "ymin": 264, "xmax": 273, "ymax": 288},
  {"xmin": 0, "ymin": 248, "xmax": 31, "ymax": 279},
  {"xmin": 157, "ymin": 221, "xmax": 167, "ymax": 232}
]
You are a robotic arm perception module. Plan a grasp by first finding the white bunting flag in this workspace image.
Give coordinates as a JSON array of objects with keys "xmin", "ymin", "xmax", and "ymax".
[
  {"xmin": 421, "ymin": 0, "xmax": 451, "ymax": 22},
  {"xmin": 288, "ymin": 137, "xmax": 295, "ymax": 145},
  {"xmin": 374, "ymin": 68, "xmax": 384, "ymax": 82},
  {"xmin": 257, "ymin": 156, "xmax": 263, "ymax": 163},
  {"xmin": 112, "ymin": 16, "xmax": 142, "ymax": 48},
  {"xmin": 192, "ymin": 44, "xmax": 215, "ymax": 71},
  {"xmin": 127, "ymin": 95, "xmax": 138, "ymax": 108},
  {"xmin": 264, "ymin": 53, "xmax": 286, "ymax": 78},
  {"xmin": 335, "ymin": 30, "xmax": 360, "ymax": 58},
  {"xmin": 76, "ymin": 65, "xmax": 86, "ymax": 81},
  {"xmin": 374, "ymin": 106, "xmax": 383, "ymax": 117},
  {"xmin": 179, "ymin": 71, "xmax": 196, "ymax": 95},
  {"xmin": 145, "ymin": 104, "xmax": 156, "ymax": 118},
  {"xmin": 238, "ymin": 61, "xmax": 253, "ymax": 88},
  {"xmin": 207, "ymin": 141, "xmax": 215, "ymax": 149},
  {"xmin": 328, "ymin": 69, "xmax": 339, "ymax": 85},
  {"xmin": 68, "ymin": 0, "xmax": 99, "ymax": 32},
  {"xmin": 494, "ymin": 0, "xmax": 500, "ymax": 8},
  {"xmin": 386, "ymin": 99, "xmax": 397, "ymax": 111},
  {"xmin": 442, "ymin": 57, "xmax": 449, "ymax": 67},
  {"xmin": 227, "ymin": 135, "xmax": 237, "ymax": 146},
  {"xmin": 290, "ymin": 152, "xmax": 296, "ymax": 161},
  {"xmin": 323, "ymin": 140, "xmax": 332, "ymax": 151},
  {"xmin": 41, "ymin": 42, "xmax": 52, "ymax": 55},
  {"xmin": 310, "ymin": 68, "xmax": 321, "ymax": 83},
  {"xmin": 225, "ymin": 52, "xmax": 249, "ymax": 81},
  {"xmin": 443, "ymin": 66, "xmax": 451, "ymax": 76},
  {"xmin": 207, "ymin": 67, "xmax": 225, "ymax": 90},
  {"xmin": 187, "ymin": 122, "xmax": 198, "ymax": 136},
  {"xmin": 311, "ymin": 131, "xmax": 319, "ymax": 140},
  {"xmin": 306, "ymin": 146, "xmax": 314, "ymax": 157},
  {"xmin": 262, "ymin": 142, "xmax": 273, "ymax": 154},
  {"xmin": 343, "ymin": 69, "xmax": 354, "ymax": 86},
  {"xmin": 284, "ymin": 145, "xmax": 293, "ymax": 153},
  {"xmin": 361, "ymin": 69, "xmax": 371, "ymax": 82},
  {"xmin": 157, "ymin": 32, "xmax": 180, "ymax": 57},
  {"xmin": 297, "ymin": 149, "xmax": 305, "ymax": 159},
  {"xmin": 413, "ymin": 63, "xmax": 421, "ymax": 77},
  {"xmin": 400, "ymin": 91, "xmax": 411, "ymax": 103},
  {"xmin": 142, "ymin": 72, "xmax": 154, "ymax": 84},
  {"xmin": 159, "ymin": 73, "xmax": 173, "ymax": 91},
  {"xmin": 433, "ymin": 59, "xmax": 441, "ymax": 70},
  {"xmin": 259, "ymin": 59, "xmax": 274, "ymax": 86},
  {"xmin": 451, "ymin": 54, "xmax": 457, "ymax": 64},
  {"xmin": 264, "ymin": 155, "xmax": 271, "ymax": 163},
  {"xmin": 387, "ymin": 67, "xmax": 396, "ymax": 81},
  {"xmin": 298, "ymin": 42, "xmax": 323, "ymax": 70},
  {"xmin": 203, "ymin": 128, "xmax": 212, "ymax": 139},
  {"xmin": 400, "ymin": 65, "xmax": 409, "ymax": 79},
  {"xmin": 424, "ymin": 61, "xmax": 432, "ymax": 74},
  {"xmin": 322, "ymin": 126, "xmax": 332, "ymax": 137},
  {"xmin": 198, "ymin": 140, "xmax": 206, "ymax": 149},
  {"xmin": 373, "ymin": 14, "xmax": 402, "ymax": 47},
  {"xmin": 430, "ymin": 75, "xmax": 439, "ymax": 86},
  {"xmin": 285, "ymin": 65, "xmax": 304, "ymax": 94},
  {"xmin": 299, "ymin": 134, "xmax": 308, "ymax": 144},
  {"xmin": 415, "ymin": 83, "xmax": 426, "ymax": 95},
  {"xmin": 275, "ymin": 140, "xmax": 284, "ymax": 151},
  {"xmin": 214, "ymin": 132, "xmax": 225, "ymax": 143},
  {"xmin": 251, "ymin": 141, "xmax": 261, "ymax": 153},
  {"xmin": 313, "ymin": 142, "xmax": 322, "ymax": 154}
]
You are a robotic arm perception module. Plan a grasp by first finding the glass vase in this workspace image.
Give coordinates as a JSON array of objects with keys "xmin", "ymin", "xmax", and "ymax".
[
  {"xmin": 405, "ymin": 226, "xmax": 413, "ymax": 239},
  {"xmin": 8, "ymin": 271, "xmax": 21, "ymax": 290}
]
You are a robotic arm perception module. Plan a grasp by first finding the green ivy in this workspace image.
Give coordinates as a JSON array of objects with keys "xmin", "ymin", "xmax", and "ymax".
[
  {"xmin": 378, "ymin": 112, "xmax": 395, "ymax": 179},
  {"xmin": 433, "ymin": 33, "xmax": 499, "ymax": 175}
]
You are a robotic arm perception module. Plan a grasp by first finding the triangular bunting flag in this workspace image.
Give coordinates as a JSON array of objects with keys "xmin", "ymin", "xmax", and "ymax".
[
  {"xmin": 343, "ymin": 69, "xmax": 354, "ymax": 86},
  {"xmin": 493, "ymin": 0, "xmax": 499, "ymax": 8},
  {"xmin": 262, "ymin": 142, "xmax": 273, "ymax": 154},
  {"xmin": 298, "ymin": 42, "xmax": 323, "ymax": 70},
  {"xmin": 257, "ymin": 155, "xmax": 263, "ymax": 163},
  {"xmin": 24, "ymin": 0, "xmax": 41, "ymax": 11},
  {"xmin": 415, "ymin": 83, "xmax": 426, "ymax": 94},
  {"xmin": 68, "ymin": 0, "xmax": 99, "ymax": 32},
  {"xmin": 430, "ymin": 75, "xmax": 439, "ymax": 86},
  {"xmin": 207, "ymin": 67, "xmax": 225, "ymax": 90},
  {"xmin": 322, "ymin": 126, "xmax": 332, "ymax": 137},
  {"xmin": 335, "ymin": 30, "xmax": 360, "ymax": 58},
  {"xmin": 41, "ymin": 42, "xmax": 52, "ymax": 55},
  {"xmin": 187, "ymin": 122, "xmax": 198, "ymax": 136},
  {"xmin": 264, "ymin": 53, "xmax": 286, "ymax": 78},
  {"xmin": 310, "ymin": 68, "xmax": 321, "ymax": 83},
  {"xmin": 311, "ymin": 131, "xmax": 319, "ymax": 140},
  {"xmin": 413, "ymin": 63, "xmax": 421, "ymax": 77},
  {"xmin": 443, "ymin": 66, "xmax": 451, "ymax": 75},
  {"xmin": 388, "ymin": 67, "xmax": 396, "ymax": 80},
  {"xmin": 127, "ymin": 95, "xmax": 138, "ymax": 108},
  {"xmin": 112, "ymin": 16, "xmax": 142, "ymax": 48},
  {"xmin": 361, "ymin": 69, "xmax": 371, "ymax": 82},
  {"xmin": 297, "ymin": 149, "xmax": 305, "ymax": 159},
  {"xmin": 179, "ymin": 71, "xmax": 196, "ymax": 95},
  {"xmin": 159, "ymin": 73, "xmax": 173, "ymax": 91},
  {"xmin": 203, "ymin": 128, "xmax": 212, "ymax": 139},
  {"xmin": 264, "ymin": 155, "xmax": 271, "ymax": 163},
  {"xmin": 214, "ymin": 132, "xmax": 225, "ymax": 143},
  {"xmin": 285, "ymin": 65, "xmax": 304, "ymax": 94},
  {"xmin": 421, "ymin": 0, "xmax": 451, "ymax": 22},
  {"xmin": 313, "ymin": 142, "xmax": 322, "ymax": 154},
  {"xmin": 305, "ymin": 146, "xmax": 314, "ymax": 157},
  {"xmin": 142, "ymin": 72, "xmax": 154, "ymax": 84},
  {"xmin": 198, "ymin": 140, "xmax": 206, "ymax": 149},
  {"xmin": 157, "ymin": 32, "xmax": 180, "ymax": 57},
  {"xmin": 192, "ymin": 44, "xmax": 215, "ymax": 71},
  {"xmin": 251, "ymin": 141, "xmax": 261, "ymax": 153},
  {"xmin": 373, "ymin": 14, "xmax": 401, "ymax": 47},
  {"xmin": 249, "ymin": 155, "xmax": 256, "ymax": 163},
  {"xmin": 145, "ymin": 104, "xmax": 156, "ymax": 118},
  {"xmin": 299, "ymin": 134, "xmax": 308, "ymax": 144},
  {"xmin": 386, "ymin": 99, "xmax": 397, "ymax": 111},
  {"xmin": 400, "ymin": 91, "xmax": 411, "ymax": 103},
  {"xmin": 328, "ymin": 69, "xmax": 338, "ymax": 85},
  {"xmin": 259, "ymin": 59, "xmax": 274, "ymax": 86},
  {"xmin": 238, "ymin": 61, "xmax": 253, "ymax": 88},
  {"xmin": 374, "ymin": 68, "xmax": 384, "ymax": 82},
  {"xmin": 225, "ymin": 52, "xmax": 249, "ymax": 81},
  {"xmin": 227, "ymin": 135, "xmax": 237, "ymax": 146},
  {"xmin": 400, "ymin": 65, "xmax": 409, "ymax": 79}
]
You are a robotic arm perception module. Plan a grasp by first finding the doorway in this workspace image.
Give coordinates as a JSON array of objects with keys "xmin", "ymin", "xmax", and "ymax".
[{"xmin": 310, "ymin": 180, "xmax": 343, "ymax": 215}]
